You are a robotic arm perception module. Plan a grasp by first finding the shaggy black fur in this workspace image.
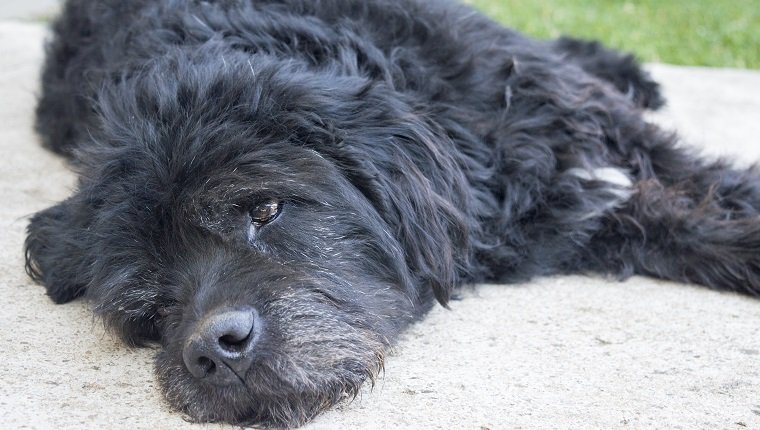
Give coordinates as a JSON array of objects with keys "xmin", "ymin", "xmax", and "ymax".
[{"xmin": 25, "ymin": 0, "xmax": 760, "ymax": 427}]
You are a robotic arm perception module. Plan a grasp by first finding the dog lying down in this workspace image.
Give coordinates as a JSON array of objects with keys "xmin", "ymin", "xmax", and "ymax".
[{"xmin": 25, "ymin": 0, "xmax": 759, "ymax": 427}]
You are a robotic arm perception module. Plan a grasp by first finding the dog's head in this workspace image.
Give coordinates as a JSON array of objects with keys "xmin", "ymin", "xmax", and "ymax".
[{"xmin": 25, "ymin": 46, "xmax": 480, "ymax": 426}]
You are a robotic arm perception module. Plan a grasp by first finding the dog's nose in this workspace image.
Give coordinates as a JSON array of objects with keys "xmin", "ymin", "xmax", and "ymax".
[{"xmin": 182, "ymin": 307, "xmax": 258, "ymax": 385}]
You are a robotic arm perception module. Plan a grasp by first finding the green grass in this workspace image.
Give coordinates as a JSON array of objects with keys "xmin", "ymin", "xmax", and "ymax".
[{"xmin": 465, "ymin": 0, "xmax": 760, "ymax": 69}]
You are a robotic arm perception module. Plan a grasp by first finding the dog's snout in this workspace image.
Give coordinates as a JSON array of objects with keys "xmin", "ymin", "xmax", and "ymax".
[{"xmin": 182, "ymin": 307, "xmax": 258, "ymax": 385}]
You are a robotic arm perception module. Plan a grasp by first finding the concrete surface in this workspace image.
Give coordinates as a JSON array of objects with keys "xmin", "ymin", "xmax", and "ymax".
[
  {"xmin": 2, "ymin": 19, "xmax": 760, "ymax": 430},
  {"xmin": 0, "ymin": 0, "xmax": 59, "ymax": 20}
]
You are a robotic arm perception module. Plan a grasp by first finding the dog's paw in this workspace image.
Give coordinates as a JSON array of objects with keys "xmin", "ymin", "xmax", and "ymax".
[{"xmin": 25, "ymin": 200, "xmax": 92, "ymax": 304}]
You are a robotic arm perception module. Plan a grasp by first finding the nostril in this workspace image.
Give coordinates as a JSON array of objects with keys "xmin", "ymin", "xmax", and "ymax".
[
  {"xmin": 183, "ymin": 347, "xmax": 218, "ymax": 379},
  {"xmin": 219, "ymin": 329, "xmax": 252, "ymax": 352},
  {"xmin": 196, "ymin": 356, "xmax": 216, "ymax": 376},
  {"xmin": 214, "ymin": 309, "xmax": 255, "ymax": 354}
]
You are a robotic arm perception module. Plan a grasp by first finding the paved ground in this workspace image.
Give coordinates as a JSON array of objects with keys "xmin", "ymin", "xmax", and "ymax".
[
  {"xmin": 2, "ymin": 10, "xmax": 760, "ymax": 430},
  {"xmin": 0, "ymin": 0, "xmax": 58, "ymax": 20}
]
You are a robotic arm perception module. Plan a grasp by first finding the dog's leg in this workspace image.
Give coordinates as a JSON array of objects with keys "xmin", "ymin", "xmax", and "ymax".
[
  {"xmin": 579, "ymin": 139, "xmax": 760, "ymax": 296},
  {"xmin": 25, "ymin": 196, "xmax": 94, "ymax": 303},
  {"xmin": 551, "ymin": 36, "xmax": 664, "ymax": 110}
]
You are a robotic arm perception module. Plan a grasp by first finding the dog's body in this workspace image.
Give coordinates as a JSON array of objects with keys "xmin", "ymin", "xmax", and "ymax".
[{"xmin": 25, "ymin": 0, "xmax": 760, "ymax": 427}]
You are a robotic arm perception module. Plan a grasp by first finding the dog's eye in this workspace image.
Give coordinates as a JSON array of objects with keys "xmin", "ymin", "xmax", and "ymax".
[{"xmin": 250, "ymin": 200, "xmax": 282, "ymax": 226}]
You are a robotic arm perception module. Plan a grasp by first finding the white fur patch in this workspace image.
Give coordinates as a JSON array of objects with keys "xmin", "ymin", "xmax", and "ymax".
[{"xmin": 565, "ymin": 167, "xmax": 634, "ymax": 219}]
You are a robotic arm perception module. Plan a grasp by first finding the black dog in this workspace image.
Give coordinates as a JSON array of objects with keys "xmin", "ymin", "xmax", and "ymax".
[{"xmin": 25, "ymin": 0, "xmax": 759, "ymax": 427}]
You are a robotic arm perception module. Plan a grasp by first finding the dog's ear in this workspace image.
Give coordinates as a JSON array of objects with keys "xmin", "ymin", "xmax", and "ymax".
[
  {"xmin": 25, "ymin": 194, "xmax": 95, "ymax": 304},
  {"xmin": 278, "ymin": 78, "xmax": 481, "ymax": 305},
  {"xmin": 325, "ymin": 110, "xmax": 477, "ymax": 306},
  {"xmin": 366, "ymin": 162, "xmax": 465, "ymax": 306}
]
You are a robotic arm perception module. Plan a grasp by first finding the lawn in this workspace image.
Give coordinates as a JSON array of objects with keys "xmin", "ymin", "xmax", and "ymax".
[{"xmin": 465, "ymin": 0, "xmax": 760, "ymax": 69}]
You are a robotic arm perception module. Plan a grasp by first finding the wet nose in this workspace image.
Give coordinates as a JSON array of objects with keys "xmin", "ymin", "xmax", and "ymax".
[{"xmin": 182, "ymin": 306, "xmax": 258, "ymax": 385}]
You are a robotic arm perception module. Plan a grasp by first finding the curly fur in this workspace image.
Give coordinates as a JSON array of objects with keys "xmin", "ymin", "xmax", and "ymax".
[{"xmin": 25, "ymin": 0, "xmax": 760, "ymax": 427}]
